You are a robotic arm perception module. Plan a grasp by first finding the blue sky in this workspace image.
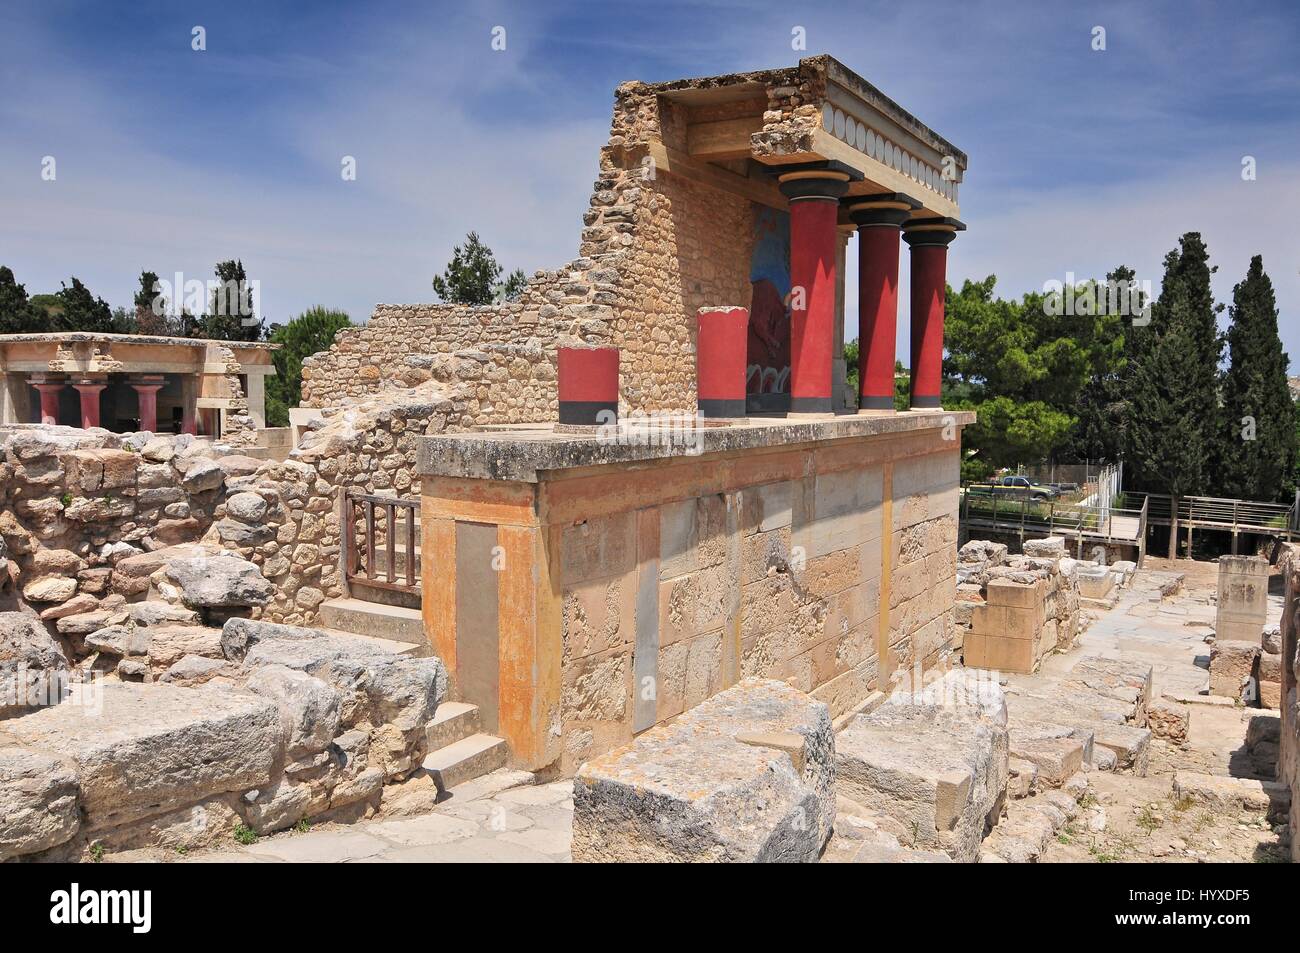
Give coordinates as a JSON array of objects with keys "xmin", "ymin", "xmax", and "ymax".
[{"xmin": 2, "ymin": 0, "xmax": 1297, "ymax": 367}]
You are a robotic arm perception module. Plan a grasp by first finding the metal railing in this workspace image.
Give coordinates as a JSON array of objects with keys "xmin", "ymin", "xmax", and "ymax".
[
  {"xmin": 343, "ymin": 491, "xmax": 421, "ymax": 595},
  {"xmin": 1139, "ymin": 493, "xmax": 1294, "ymax": 536},
  {"xmin": 959, "ymin": 489, "xmax": 1147, "ymax": 545}
]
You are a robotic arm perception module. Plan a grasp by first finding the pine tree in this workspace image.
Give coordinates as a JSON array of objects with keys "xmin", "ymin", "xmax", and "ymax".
[
  {"xmin": 1123, "ymin": 233, "xmax": 1223, "ymax": 556},
  {"xmin": 199, "ymin": 260, "xmax": 264, "ymax": 341},
  {"xmin": 0, "ymin": 266, "xmax": 44, "ymax": 333},
  {"xmin": 133, "ymin": 270, "xmax": 173, "ymax": 336},
  {"xmin": 265, "ymin": 306, "xmax": 352, "ymax": 426},
  {"xmin": 54, "ymin": 277, "xmax": 115, "ymax": 333},
  {"xmin": 432, "ymin": 232, "xmax": 523, "ymax": 305},
  {"xmin": 1217, "ymin": 256, "xmax": 1296, "ymax": 501}
]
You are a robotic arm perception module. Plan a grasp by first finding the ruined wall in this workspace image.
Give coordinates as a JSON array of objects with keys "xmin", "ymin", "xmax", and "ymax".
[
  {"xmin": 301, "ymin": 64, "xmax": 830, "ymax": 420},
  {"xmin": 1278, "ymin": 545, "xmax": 1300, "ymax": 860},
  {"xmin": 219, "ymin": 378, "xmax": 479, "ymax": 626},
  {"xmin": 0, "ymin": 425, "xmax": 258, "ymax": 628}
]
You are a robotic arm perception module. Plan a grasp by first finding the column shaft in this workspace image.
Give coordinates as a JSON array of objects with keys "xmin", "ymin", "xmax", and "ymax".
[
  {"xmin": 73, "ymin": 381, "xmax": 107, "ymax": 429},
  {"xmin": 903, "ymin": 219, "xmax": 964, "ymax": 410}
]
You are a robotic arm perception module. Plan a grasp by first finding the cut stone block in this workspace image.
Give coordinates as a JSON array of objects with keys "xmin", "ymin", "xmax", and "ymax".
[
  {"xmin": 1008, "ymin": 722, "xmax": 1086, "ymax": 786},
  {"xmin": 0, "ymin": 681, "xmax": 283, "ymax": 831},
  {"xmin": 1173, "ymin": 771, "xmax": 1286, "ymax": 812},
  {"xmin": 1208, "ymin": 640, "xmax": 1260, "ymax": 700},
  {"xmin": 1063, "ymin": 656, "xmax": 1152, "ymax": 722},
  {"xmin": 573, "ymin": 678, "xmax": 833, "ymax": 863},
  {"xmin": 835, "ymin": 702, "xmax": 1007, "ymax": 862},
  {"xmin": 0, "ymin": 745, "xmax": 80, "ymax": 860}
]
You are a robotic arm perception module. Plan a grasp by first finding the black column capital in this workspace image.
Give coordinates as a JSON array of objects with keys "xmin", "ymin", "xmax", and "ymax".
[{"xmin": 902, "ymin": 216, "xmax": 966, "ymax": 248}]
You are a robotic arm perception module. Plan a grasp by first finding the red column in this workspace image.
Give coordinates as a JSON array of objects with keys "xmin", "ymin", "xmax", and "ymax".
[
  {"xmin": 850, "ymin": 195, "xmax": 919, "ymax": 411},
  {"xmin": 903, "ymin": 219, "xmax": 963, "ymax": 410},
  {"xmin": 31, "ymin": 379, "xmax": 66, "ymax": 425},
  {"xmin": 696, "ymin": 306, "xmax": 748, "ymax": 417},
  {"xmin": 130, "ymin": 376, "xmax": 165, "ymax": 433},
  {"xmin": 557, "ymin": 347, "xmax": 619, "ymax": 425},
  {"xmin": 72, "ymin": 380, "xmax": 107, "ymax": 429},
  {"xmin": 779, "ymin": 169, "xmax": 852, "ymax": 414}
]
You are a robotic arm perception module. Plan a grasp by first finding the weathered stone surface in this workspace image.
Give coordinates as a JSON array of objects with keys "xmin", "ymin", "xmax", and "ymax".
[
  {"xmin": 22, "ymin": 574, "xmax": 77, "ymax": 603},
  {"xmin": 180, "ymin": 457, "xmax": 225, "ymax": 492},
  {"xmin": 239, "ymin": 777, "xmax": 311, "ymax": 834},
  {"xmin": 245, "ymin": 665, "xmax": 342, "ymax": 758},
  {"xmin": 146, "ymin": 625, "xmax": 225, "ymax": 667},
  {"xmin": 163, "ymin": 555, "xmax": 273, "ymax": 608},
  {"xmin": 573, "ymin": 678, "xmax": 834, "ymax": 862},
  {"xmin": 225, "ymin": 491, "xmax": 269, "ymax": 524},
  {"xmin": 1147, "ymin": 700, "xmax": 1190, "ymax": 746},
  {"xmin": 1172, "ymin": 771, "xmax": 1285, "ymax": 812},
  {"xmin": 159, "ymin": 654, "xmax": 230, "ymax": 685},
  {"xmin": 84, "ymin": 623, "xmax": 150, "ymax": 657},
  {"xmin": 0, "ymin": 746, "xmax": 80, "ymax": 860},
  {"xmin": 836, "ymin": 701, "xmax": 1007, "ymax": 862},
  {"xmin": 1008, "ymin": 721, "xmax": 1086, "ymax": 786},
  {"xmin": 0, "ymin": 681, "xmax": 283, "ymax": 831},
  {"xmin": 0, "ymin": 611, "xmax": 69, "ymax": 715},
  {"xmin": 1208, "ymin": 640, "xmax": 1259, "ymax": 700}
]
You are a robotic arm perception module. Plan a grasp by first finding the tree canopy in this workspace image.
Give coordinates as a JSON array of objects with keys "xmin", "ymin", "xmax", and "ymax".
[
  {"xmin": 432, "ymin": 232, "xmax": 526, "ymax": 306},
  {"xmin": 264, "ymin": 306, "xmax": 353, "ymax": 427}
]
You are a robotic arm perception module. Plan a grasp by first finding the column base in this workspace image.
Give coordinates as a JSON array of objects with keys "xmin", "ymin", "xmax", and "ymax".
[
  {"xmin": 788, "ymin": 396, "xmax": 834, "ymax": 414},
  {"xmin": 908, "ymin": 395, "xmax": 942, "ymax": 410},
  {"xmin": 558, "ymin": 400, "xmax": 618, "ymax": 426},
  {"xmin": 697, "ymin": 398, "xmax": 747, "ymax": 418},
  {"xmin": 858, "ymin": 395, "xmax": 895, "ymax": 411}
]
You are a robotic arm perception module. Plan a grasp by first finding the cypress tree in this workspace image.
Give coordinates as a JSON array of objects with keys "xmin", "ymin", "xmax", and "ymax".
[
  {"xmin": 1123, "ymin": 233, "xmax": 1223, "ymax": 555},
  {"xmin": 1218, "ymin": 255, "xmax": 1296, "ymax": 501}
]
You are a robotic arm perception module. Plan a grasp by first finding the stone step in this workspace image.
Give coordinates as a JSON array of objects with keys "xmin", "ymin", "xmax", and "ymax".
[
  {"xmin": 313, "ymin": 626, "xmax": 427, "ymax": 657},
  {"xmin": 422, "ymin": 733, "xmax": 509, "ymax": 793},
  {"xmin": 426, "ymin": 701, "xmax": 481, "ymax": 751},
  {"xmin": 318, "ymin": 597, "xmax": 425, "ymax": 646}
]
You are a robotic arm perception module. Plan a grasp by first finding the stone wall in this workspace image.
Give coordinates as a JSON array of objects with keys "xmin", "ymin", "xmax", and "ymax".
[
  {"xmin": 954, "ymin": 537, "xmax": 1086, "ymax": 674},
  {"xmin": 0, "ymin": 425, "xmax": 260, "ymax": 629},
  {"xmin": 299, "ymin": 63, "xmax": 840, "ymax": 419},
  {"xmin": 221, "ymin": 379, "xmax": 479, "ymax": 626},
  {"xmin": 1275, "ymin": 545, "xmax": 1299, "ymax": 861},
  {"xmin": 420, "ymin": 418, "xmax": 967, "ymax": 774}
]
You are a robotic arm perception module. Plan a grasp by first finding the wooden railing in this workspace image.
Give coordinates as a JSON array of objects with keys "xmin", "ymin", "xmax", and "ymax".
[{"xmin": 343, "ymin": 492, "xmax": 420, "ymax": 595}]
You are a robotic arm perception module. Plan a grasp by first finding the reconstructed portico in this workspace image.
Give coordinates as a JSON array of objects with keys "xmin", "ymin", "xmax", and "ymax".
[{"xmin": 0, "ymin": 332, "xmax": 278, "ymax": 441}]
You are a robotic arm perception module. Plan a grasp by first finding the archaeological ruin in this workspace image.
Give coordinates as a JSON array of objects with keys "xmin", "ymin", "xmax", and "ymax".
[{"xmin": 0, "ymin": 55, "xmax": 1292, "ymax": 868}]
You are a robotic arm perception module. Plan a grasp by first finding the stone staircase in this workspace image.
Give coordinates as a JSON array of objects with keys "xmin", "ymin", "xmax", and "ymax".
[
  {"xmin": 421, "ymin": 701, "xmax": 509, "ymax": 794},
  {"xmin": 318, "ymin": 597, "xmax": 427, "ymax": 654},
  {"xmin": 318, "ymin": 597, "xmax": 510, "ymax": 792}
]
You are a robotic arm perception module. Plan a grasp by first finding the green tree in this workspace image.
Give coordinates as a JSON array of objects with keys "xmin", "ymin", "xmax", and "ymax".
[
  {"xmin": 198, "ymin": 260, "xmax": 263, "ymax": 341},
  {"xmin": 133, "ymin": 270, "xmax": 174, "ymax": 336},
  {"xmin": 432, "ymin": 232, "xmax": 524, "ymax": 305},
  {"xmin": 1123, "ymin": 233, "xmax": 1223, "ymax": 555},
  {"xmin": 942, "ymin": 274, "xmax": 1125, "ymax": 470},
  {"xmin": 0, "ymin": 266, "xmax": 45, "ymax": 333},
  {"xmin": 264, "ymin": 307, "xmax": 353, "ymax": 427},
  {"xmin": 1217, "ymin": 256, "xmax": 1296, "ymax": 501},
  {"xmin": 54, "ymin": 277, "xmax": 114, "ymax": 332}
]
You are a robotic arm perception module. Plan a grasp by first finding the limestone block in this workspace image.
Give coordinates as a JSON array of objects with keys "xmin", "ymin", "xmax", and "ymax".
[
  {"xmin": 0, "ymin": 611, "xmax": 69, "ymax": 716},
  {"xmin": 1147, "ymin": 700, "xmax": 1190, "ymax": 745},
  {"xmin": 146, "ymin": 625, "xmax": 225, "ymax": 668},
  {"xmin": 1, "ymin": 682, "xmax": 283, "ymax": 830},
  {"xmin": 572, "ymin": 678, "xmax": 833, "ymax": 862},
  {"xmin": 1208, "ymin": 639, "xmax": 1260, "ymax": 700},
  {"xmin": 835, "ymin": 702, "xmax": 1008, "ymax": 862},
  {"xmin": 22, "ymin": 574, "xmax": 77, "ymax": 604},
  {"xmin": 163, "ymin": 554, "xmax": 273, "ymax": 608},
  {"xmin": 1021, "ymin": 536, "xmax": 1066, "ymax": 558},
  {"xmin": 1172, "ymin": 771, "xmax": 1285, "ymax": 812},
  {"xmin": 0, "ymin": 746, "xmax": 80, "ymax": 860},
  {"xmin": 1008, "ymin": 722, "xmax": 1085, "ymax": 786}
]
